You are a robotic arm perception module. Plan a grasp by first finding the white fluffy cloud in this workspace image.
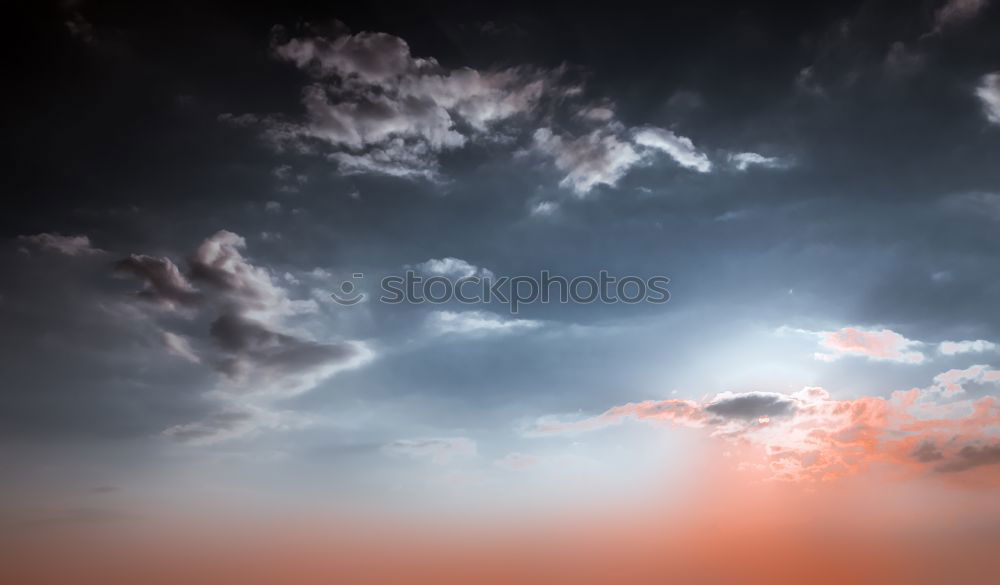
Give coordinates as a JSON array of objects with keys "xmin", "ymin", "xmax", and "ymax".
[
  {"xmin": 633, "ymin": 127, "xmax": 712, "ymax": 173},
  {"xmin": 533, "ymin": 127, "xmax": 643, "ymax": 195},
  {"xmin": 229, "ymin": 27, "xmax": 551, "ymax": 179},
  {"xmin": 939, "ymin": 339, "xmax": 997, "ymax": 355},
  {"xmin": 812, "ymin": 327, "xmax": 925, "ymax": 364},
  {"xmin": 530, "ymin": 122, "xmax": 713, "ymax": 195},
  {"xmin": 975, "ymin": 73, "xmax": 1000, "ymax": 125},
  {"xmin": 931, "ymin": 364, "xmax": 1000, "ymax": 396},
  {"xmin": 413, "ymin": 257, "xmax": 493, "ymax": 279},
  {"xmin": 426, "ymin": 310, "xmax": 541, "ymax": 336},
  {"xmin": 728, "ymin": 152, "xmax": 791, "ymax": 171}
]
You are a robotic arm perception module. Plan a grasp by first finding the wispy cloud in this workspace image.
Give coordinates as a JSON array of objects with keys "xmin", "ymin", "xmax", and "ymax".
[
  {"xmin": 975, "ymin": 73, "xmax": 1000, "ymax": 125},
  {"xmin": 19, "ymin": 233, "xmax": 104, "ymax": 256},
  {"xmin": 383, "ymin": 437, "xmax": 477, "ymax": 464}
]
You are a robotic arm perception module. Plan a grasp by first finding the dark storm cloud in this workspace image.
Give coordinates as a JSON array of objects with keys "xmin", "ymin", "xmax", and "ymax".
[{"xmin": 704, "ymin": 391, "xmax": 798, "ymax": 420}]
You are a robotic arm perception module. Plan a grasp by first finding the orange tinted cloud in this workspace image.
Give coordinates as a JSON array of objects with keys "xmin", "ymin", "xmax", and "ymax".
[{"xmin": 531, "ymin": 380, "xmax": 1000, "ymax": 485}]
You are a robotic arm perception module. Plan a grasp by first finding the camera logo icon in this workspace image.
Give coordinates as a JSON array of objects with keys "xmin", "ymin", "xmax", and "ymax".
[{"xmin": 330, "ymin": 273, "xmax": 366, "ymax": 306}]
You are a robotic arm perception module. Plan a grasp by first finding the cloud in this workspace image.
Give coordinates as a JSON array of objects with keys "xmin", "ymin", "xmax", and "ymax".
[
  {"xmin": 931, "ymin": 364, "xmax": 1000, "ymax": 396},
  {"xmin": 162, "ymin": 405, "xmax": 308, "ymax": 445},
  {"xmin": 209, "ymin": 313, "xmax": 371, "ymax": 397},
  {"xmin": 530, "ymin": 201, "xmax": 559, "ymax": 217},
  {"xmin": 633, "ymin": 127, "xmax": 712, "ymax": 173},
  {"xmin": 115, "ymin": 255, "xmax": 201, "ymax": 309},
  {"xmin": 935, "ymin": 442, "xmax": 1000, "ymax": 473},
  {"xmin": 528, "ymin": 398, "xmax": 706, "ymax": 435},
  {"xmin": 162, "ymin": 409, "xmax": 259, "ymax": 444},
  {"xmin": 229, "ymin": 24, "xmax": 721, "ymax": 192},
  {"xmin": 426, "ymin": 310, "xmax": 541, "ymax": 336},
  {"xmin": 531, "ymin": 383, "xmax": 1000, "ymax": 483},
  {"xmin": 933, "ymin": 0, "xmax": 990, "ymax": 32},
  {"xmin": 577, "ymin": 105, "xmax": 615, "ymax": 121},
  {"xmin": 728, "ymin": 152, "xmax": 791, "ymax": 171},
  {"xmin": 704, "ymin": 391, "xmax": 798, "ymax": 420},
  {"xmin": 19, "ymin": 233, "xmax": 103, "ymax": 256},
  {"xmin": 883, "ymin": 42, "xmax": 924, "ymax": 76},
  {"xmin": 413, "ymin": 257, "xmax": 493, "ymax": 279},
  {"xmin": 814, "ymin": 327, "xmax": 925, "ymax": 364},
  {"xmin": 187, "ymin": 230, "xmax": 318, "ymax": 320},
  {"xmin": 939, "ymin": 339, "xmax": 997, "ymax": 355},
  {"xmin": 975, "ymin": 73, "xmax": 1000, "ymax": 125},
  {"xmin": 912, "ymin": 441, "xmax": 945, "ymax": 463},
  {"xmin": 229, "ymin": 26, "xmax": 551, "ymax": 179},
  {"xmin": 116, "ymin": 231, "xmax": 373, "ymax": 442},
  {"xmin": 162, "ymin": 332, "xmax": 201, "ymax": 363},
  {"xmin": 494, "ymin": 452, "xmax": 541, "ymax": 470},
  {"xmin": 532, "ymin": 126, "xmax": 643, "ymax": 195},
  {"xmin": 383, "ymin": 437, "xmax": 477, "ymax": 464}
]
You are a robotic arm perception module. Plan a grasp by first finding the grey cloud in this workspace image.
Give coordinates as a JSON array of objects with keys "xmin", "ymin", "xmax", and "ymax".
[
  {"xmin": 115, "ymin": 254, "xmax": 201, "ymax": 308},
  {"xmin": 935, "ymin": 442, "xmax": 1000, "ymax": 473},
  {"xmin": 114, "ymin": 232, "xmax": 373, "ymax": 441},
  {"xmin": 233, "ymin": 27, "xmax": 552, "ymax": 179},
  {"xmin": 933, "ymin": 0, "xmax": 990, "ymax": 32},
  {"xmin": 383, "ymin": 437, "xmax": 477, "ymax": 464},
  {"xmin": 413, "ymin": 257, "xmax": 492, "ymax": 279},
  {"xmin": 187, "ymin": 230, "xmax": 313, "ymax": 317},
  {"xmin": 704, "ymin": 391, "xmax": 797, "ymax": 420},
  {"xmin": 912, "ymin": 441, "xmax": 945, "ymax": 463},
  {"xmin": 19, "ymin": 233, "xmax": 103, "ymax": 256},
  {"xmin": 161, "ymin": 409, "xmax": 258, "ymax": 444},
  {"xmin": 209, "ymin": 312, "xmax": 367, "ymax": 396},
  {"xmin": 884, "ymin": 42, "xmax": 924, "ymax": 77},
  {"xmin": 162, "ymin": 331, "xmax": 201, "ymax": 363}
]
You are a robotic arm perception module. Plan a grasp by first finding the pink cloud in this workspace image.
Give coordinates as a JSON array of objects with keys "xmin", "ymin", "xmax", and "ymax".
[
  {"xmin": 815, "ymin": 327, "xmax": 924, "ymax": 363},
  {"xmin": 531, "ymin": 383, "xmax": 1000, "ymax": 485}
]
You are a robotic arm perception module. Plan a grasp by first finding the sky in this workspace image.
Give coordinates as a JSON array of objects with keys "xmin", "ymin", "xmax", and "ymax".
[{"xmin": 3, "ymin": 0, "xmax": 1000, "ymax": 583}]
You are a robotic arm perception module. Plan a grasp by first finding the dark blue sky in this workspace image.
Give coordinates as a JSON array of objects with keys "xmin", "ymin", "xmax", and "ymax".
[{"xmin": 2, "ymin": 0, "xmax": 1000, "ymax": 513}]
